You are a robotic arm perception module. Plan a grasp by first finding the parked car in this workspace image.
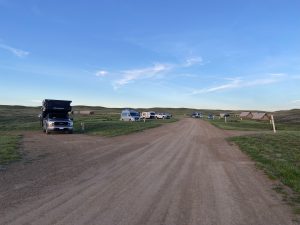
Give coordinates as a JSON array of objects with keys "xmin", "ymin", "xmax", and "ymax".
[
  {"xmin": 207, "ymin": 114, "xmax": 214, "ymax": 120},
  {"xmin": 191, "ymin": 112, "xmax": 203, "ymax": 118},
  {"xmin": 165, "ymin": 112, "xmax": 172, "ymax": 118},
  {"xmin": 141, "ymin": 111, "xmax": 156, "ymax": 119},
  {"xmin": 120, "ymin": 109, "xmax": 140, "ymax": 121},
  {"xmin": 156, "ymin": 113, "xmax": 168, "ymax": 119}
]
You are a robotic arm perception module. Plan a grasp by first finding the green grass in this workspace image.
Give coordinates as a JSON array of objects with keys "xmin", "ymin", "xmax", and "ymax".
[
  {"xmin": 208, "ymin": 117, "xmax": 300, "ymax": 131},
  {"xmin": 72, "ymin": 113, "xmax": 177, "ymax": 136},
  {"xmin": 0, "ymin": 105, "xmax": 40, "ymax": 132},
  {"xmin": 0, "ymin": 134, "xmax": 22, "ymax": 165},
  {"xmin": 229, "ymin": 131, "xmax": 300, "ymax": 210}
]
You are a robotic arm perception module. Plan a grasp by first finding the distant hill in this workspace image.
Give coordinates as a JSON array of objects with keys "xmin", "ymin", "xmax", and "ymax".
[{"xmin": 274, "ymin": 109, "xmax": 300, "ymax": 124}]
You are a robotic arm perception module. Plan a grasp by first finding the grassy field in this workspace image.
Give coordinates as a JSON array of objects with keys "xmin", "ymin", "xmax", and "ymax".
[
  {"xmin": 229, "ymin": 131, "xmax": 300, "ymax": 212},
  {"xmin": 0, "ymin": 134, "xmax": 22, "ymax": 165},
  {"xmin": 0, "ymin": 105, "xmax": 179, "ymax": 164},
  {"xmin": 0, "ymin": 105, "xmax": 41, "ymax": 132},
  {"xmin": 208, "ymin": 117, "xmax": 300, "ymax": 131},
  {"xmin": 72, "ymin": 113, "xmax": 177, "ymax": 136}
]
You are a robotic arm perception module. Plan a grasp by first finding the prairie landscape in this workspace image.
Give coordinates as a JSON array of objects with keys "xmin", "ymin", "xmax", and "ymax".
[{"xmin": 1, "ymin": 105, "xmax": 300, "ymax": 224}]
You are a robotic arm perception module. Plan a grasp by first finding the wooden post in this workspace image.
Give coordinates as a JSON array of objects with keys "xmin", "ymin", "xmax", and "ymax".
[
  {"xmin": 81, "ymin": 122, "xmax": 85, "ymax": 133},
  {"xmin": 225, "ymin": 116, "xmax": 227, "ymax": 123},
  {"xmin": 271, "ymin": 115, "xmax": 276, "ymax": 133}
]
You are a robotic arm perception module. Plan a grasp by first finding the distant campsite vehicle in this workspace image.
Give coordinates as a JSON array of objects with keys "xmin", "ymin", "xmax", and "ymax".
[
  {"xmin": 220, "ymin": 113, "xmax": 230, "ymax": 118},
  {"xmin": 120, "ymin": 109, "xmax": 140, "ymax": 121},
  {"xmin": 165, "ymin": 112, "xmax": 172, "ymax": 118},
  {"xmin": 207, "ymin": 114, "xmax": 214, "ymax": 120},
  {"xmin": 191, "ymin": 112, "xmax": 202, "ymax": 118},
  {"xmin": 156, "ymin": 113, "xmax": 171, "ymax": 119},
  {"xmin": 40, "ymin": 99, "xmax": 73, "ymax": 134},
  {"xmin": 141, "ymin": 111, "xmax": 156, "ymax": 119}
]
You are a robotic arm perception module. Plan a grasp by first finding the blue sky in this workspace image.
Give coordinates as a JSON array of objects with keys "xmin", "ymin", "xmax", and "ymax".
[{"xmin": 0, "ymin": 0, "xmax": 300, "ymax": 110}]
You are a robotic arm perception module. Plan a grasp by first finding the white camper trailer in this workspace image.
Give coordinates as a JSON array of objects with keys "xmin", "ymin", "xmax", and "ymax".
[{"xmin": 141, "ymin": 111, "xmax": 156, "ymax": 119}]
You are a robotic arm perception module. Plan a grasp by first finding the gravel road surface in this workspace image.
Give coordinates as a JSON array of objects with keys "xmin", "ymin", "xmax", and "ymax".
[{"xmin": 0, "ymin": 118, "xmax": 297, "ymax": 225}]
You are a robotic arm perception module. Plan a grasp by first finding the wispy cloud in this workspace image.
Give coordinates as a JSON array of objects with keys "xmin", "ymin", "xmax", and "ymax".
[
  {"xmin": 0, "ymin": 44, "xmax": 29, "ymax": 57},
  {"xmin": 291, "ymin": 100, "xmax": 300, "ymax": 104},
  {"xmin": 95, "ymin": 70, "xmax": 108, "ymax": 77},
  {"xmin": 111, "ymin": 56, "xmax": 205, "ymax": 89},
  {"xmin": 184, "ymin": 57, "xmax": 204, "ymax": 67},
  {"xmin": 189, "ymin": 74, "xmax": 285, "ymax": 95},
  {"xmin": 190, "ymin": 78, "xmax": 241, "ymax": 95},
  {"xmin": 113, "ymin": 63, "xmax": 171, "ymax": 89}
]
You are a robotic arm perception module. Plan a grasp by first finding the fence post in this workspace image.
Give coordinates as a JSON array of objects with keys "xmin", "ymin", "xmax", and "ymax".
[
  {"xmin": 271, "ymin": 115, "xmax": 276, "ymax": 133},
  {"xmin": 81, "ymin": 122, "xmax": 85, "ymax": 133}
]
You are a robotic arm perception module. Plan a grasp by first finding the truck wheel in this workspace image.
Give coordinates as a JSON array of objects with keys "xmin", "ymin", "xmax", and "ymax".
[{"xmin": 69, "ymin": 130, "xmax": 73, "ymax": 134}]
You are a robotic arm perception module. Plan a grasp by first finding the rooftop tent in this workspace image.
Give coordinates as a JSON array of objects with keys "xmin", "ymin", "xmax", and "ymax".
[{"xmin": 42, "ymin": 99, "xmax": 72, "ymax": 113}]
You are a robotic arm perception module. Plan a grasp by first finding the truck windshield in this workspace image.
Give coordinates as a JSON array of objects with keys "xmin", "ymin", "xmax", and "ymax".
[{"xmin": 48, "ymin": 113, "xmax": 68, "ymax": 119}]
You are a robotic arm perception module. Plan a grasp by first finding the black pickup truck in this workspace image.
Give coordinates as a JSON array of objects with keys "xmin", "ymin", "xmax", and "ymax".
[{"xmin": 40, "ymin": 99, "xmax": 73, "ymax": 134}]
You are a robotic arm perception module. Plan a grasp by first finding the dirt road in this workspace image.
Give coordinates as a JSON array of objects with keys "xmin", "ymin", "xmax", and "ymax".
[{"xmin": 0, "ymin": 119, "xmax": 296, "ymax": 225}]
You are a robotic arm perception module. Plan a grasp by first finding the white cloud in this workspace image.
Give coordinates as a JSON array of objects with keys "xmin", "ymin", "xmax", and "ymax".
[
  {"xmin": 291, "ymin": 100, "xmax": 300, "ymax": 104},
  {"xmin": 190, "ymin": 78, "xmax": 241, "ymax": 95},
  {"xmin": 96, "ymin": 70, "xmax": 108, "ymax": 77},
  {"xmin": 189, "ymin": 74, "xmax": 284, "ymax": 95},
  {"xmin": 184, "ymin": 57, "xmax": 203, "ymax": 67},
  {"xmin": 113, "ymin": 63, "xmax": 171, "ymax": 89},
  {"xmin": 111, "ymin": 56, "xmax": 206, "ymax": 89},
  {"xmin": 0, "ymin": 44, "xmax": 29, "ymax": 57}
]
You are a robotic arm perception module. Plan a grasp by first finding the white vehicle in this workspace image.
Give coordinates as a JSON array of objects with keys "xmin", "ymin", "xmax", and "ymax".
[
  {"xmin": 156, "ymin": 113, "xmax": 170, "ymax": 119},
  {"xmin": 120, "ymin": 109, "xmax": 140, "ymax": 121},
  {"xmin": 141, "ymin": 111, "xmax": 156, "ymax": 119}
]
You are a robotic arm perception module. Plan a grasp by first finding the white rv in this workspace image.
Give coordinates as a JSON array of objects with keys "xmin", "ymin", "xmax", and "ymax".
[
  {"xmin": 120, "ymin": 109, "xmax": 140, "ymax": 121},
  {"xmin": 141, "ymin": 111, "xmax": 156, "ymax": 119}
]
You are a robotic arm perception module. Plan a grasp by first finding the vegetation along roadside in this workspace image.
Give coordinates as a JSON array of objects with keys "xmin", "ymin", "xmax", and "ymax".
[
  {"xmin": 229, "ymin": 131, "xmax": 300, "ymax": 213},
  {"xmin": 0, "ymin": 134, "xmax": 22, "ymax": 166}
]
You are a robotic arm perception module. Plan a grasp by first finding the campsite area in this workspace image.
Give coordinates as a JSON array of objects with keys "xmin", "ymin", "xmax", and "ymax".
[{"xmin": 1, "ymin": 106, "xmax": 300, "ymax": 225}]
